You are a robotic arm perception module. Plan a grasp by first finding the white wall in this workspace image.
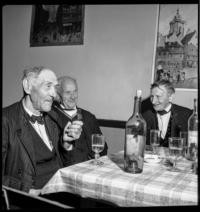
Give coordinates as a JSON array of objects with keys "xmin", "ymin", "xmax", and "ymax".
[
  {"xmin": 3, "ymin": 5, "xmax": 198, "ymax": 154},
  {"xmin": 3, "ymin": 5, "xmax": 197, "ymax": 120},
  {"xmin": 100, "ymin": 127, "xmax": 125, "ymax": 155}
]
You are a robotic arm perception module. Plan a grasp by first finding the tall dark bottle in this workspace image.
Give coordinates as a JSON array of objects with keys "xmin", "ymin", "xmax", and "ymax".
[
  {"xmin": 124, "ymin": 90, "xmax": 147, "ymax": 173},
  {"xmin": 187, "ymin": 98, "xmax": 198, "ymax": 161}
]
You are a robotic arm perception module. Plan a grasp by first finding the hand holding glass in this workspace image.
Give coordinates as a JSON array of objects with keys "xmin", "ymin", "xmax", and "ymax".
[
  {"xmin": 91, "ymin": 134, "xmax": 105, "ymax": 166},
  {"xmin": 63, "ymin": 120, "xmax": 83, "ymax": 142},
  {"xmin": 168, "ymin": 137, "xmax": 183, "ymax": 171}
]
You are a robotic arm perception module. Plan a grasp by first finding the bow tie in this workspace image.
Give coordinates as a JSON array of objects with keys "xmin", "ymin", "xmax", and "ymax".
[
  {"xmin": 157, "ymin": 110, "xmax": 170, "ymax": 116},
  {"xmin": 29, "ymin": 115, "xmax": 44, "ymax": 125}
]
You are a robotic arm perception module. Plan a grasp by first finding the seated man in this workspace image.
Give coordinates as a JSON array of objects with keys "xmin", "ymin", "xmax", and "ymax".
[
  {"xmin": 142, "ymin": 79, "xmax": 192, "ymax": 147},
  {"xmin": 49, "ymin": 76, "xmax": 108, "ymax": 166},
  {"xmin": 2, "ymin": 66, "xmax": 83, "ymax": 194}
]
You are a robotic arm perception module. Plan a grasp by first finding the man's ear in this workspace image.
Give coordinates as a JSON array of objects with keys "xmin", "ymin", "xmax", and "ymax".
[
  {"xmin": 22, "ymin": 78, "xmax": 32, "ymax": 94},
  {"xmin": 169, "ymin": 93, "xmax": 174, "ymax": 102}
]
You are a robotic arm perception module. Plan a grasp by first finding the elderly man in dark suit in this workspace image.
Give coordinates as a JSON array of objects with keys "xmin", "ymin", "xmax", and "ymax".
[
  {"xmin": 49, "ymin": 76, "xmax": 108, "ymax": 166},
  {"xmin": 142, "ymin": 80, "xmax": 192, "ymax": 147},
  {"xmin": 2, "ymin": 66, "xmax": 83, "ymax": 194}
]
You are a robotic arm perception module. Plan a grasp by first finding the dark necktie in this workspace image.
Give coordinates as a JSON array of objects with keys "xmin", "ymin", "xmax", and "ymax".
[{"xmin": 30, "ymin": 115, "xmax": 44, "ymax": 125}]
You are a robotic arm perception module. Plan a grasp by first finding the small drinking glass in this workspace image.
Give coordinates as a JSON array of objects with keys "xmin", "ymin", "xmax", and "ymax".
[
  {"xmin": 91, "ymin": 134, "xmax": 105, "ymax": 166},
  {"xmin": 150, "ymin": 129, "xmax": 161, "ymax": 156},
  {"xmin": 168, "ymin": 137, "xmax": 184, "ymax": 171},
  {"xmin": 179, "ymin": 131, "xmax": 188, "ymax": 157}
]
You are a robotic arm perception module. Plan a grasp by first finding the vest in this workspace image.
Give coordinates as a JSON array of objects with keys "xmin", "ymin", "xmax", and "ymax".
[{"xmin": 28, "ymin": 123, "xmax": 61, "ymax": 189}]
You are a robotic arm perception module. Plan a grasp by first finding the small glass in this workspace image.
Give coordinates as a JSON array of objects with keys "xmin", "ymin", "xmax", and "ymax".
[
  {"xmin": 168, "ymin": 137, "xmax": 183, "ymax": 171},
  {"xmin": 91, "ymin": 134, "xmax": 105, "ymax": 166},
  {"xmin": 150, "ymin": 129, "xmax": 161, "ymax": 155},
  {"xmin": 179, "ymin": 131, "xmax": 188, "ymax": 157}
]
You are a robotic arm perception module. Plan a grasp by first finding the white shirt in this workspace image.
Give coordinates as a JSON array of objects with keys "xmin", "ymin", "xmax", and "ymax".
[
  {"xmin": 22, "ymin": 100, "xmax": 53, "ymax": 151},
  {"xmin": 157, "ymin": 104, "xmax": 172, "ymax": 139}
]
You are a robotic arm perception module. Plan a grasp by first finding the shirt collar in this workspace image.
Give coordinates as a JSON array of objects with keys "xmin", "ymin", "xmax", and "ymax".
[
  {"xmin": 60, "ymin": 104, "xmax": 77, "ymax": 111},
  {"xmin": 22, "ymin": 98, "xmax": 42, "ymax": 117},
  {"xmin": 164, "ymin": 103, "xmax": 172, "ymax": 113}
]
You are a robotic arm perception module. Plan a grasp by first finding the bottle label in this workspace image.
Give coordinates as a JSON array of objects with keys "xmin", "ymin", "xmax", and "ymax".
[
  {"xmin": 187, "ymin": 131, "xmax": 198, "ymax": 161},
  {"xmin": 126, "ymin": 134, "xmax": 145, "ymax": 156},
  {"xmin": 188, "ymin": 131, "xmax": 198, "ymax": 145},
  {"xmin": 125, "ymin": 134, "xmax": 145, "ymax": 170}
]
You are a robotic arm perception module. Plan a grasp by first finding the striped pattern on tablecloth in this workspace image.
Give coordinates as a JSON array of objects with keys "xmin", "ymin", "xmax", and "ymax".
[{"xmin": 41, "ymin": 152, "xmax": 197, "ymax": 207}]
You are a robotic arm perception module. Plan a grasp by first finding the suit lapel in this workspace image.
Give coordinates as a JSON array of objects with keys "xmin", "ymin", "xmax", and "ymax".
[
  {"xmin": 16, "ymin": 106, "xmax": 36, "ymax": 172},
  {"xmin": 44, "ymin": 114, "xmax": 59, "ymax": 151},
  {"xmin": 151, "ymin": 110, "xmax": 158, "ymax": 129},
  {"xmin": 44, "ymin": 114, "xmax": 64, "ymax": 166},
  {"xmin": 170, "ymin": 104, "xmax": 181, "ymax": 135}
]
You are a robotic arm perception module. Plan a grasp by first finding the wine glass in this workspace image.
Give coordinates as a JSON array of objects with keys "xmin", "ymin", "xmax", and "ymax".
[
  {"xmin": 168, "ymin": 137, "xmax": 184, "ymax": 171},
  {"xmin": 91, "ymin": 134, "xmax": 105, "ymax": 166},
  {"xmin": 150, "ymin": 129, "xmax": 161, "ymax": 158}
]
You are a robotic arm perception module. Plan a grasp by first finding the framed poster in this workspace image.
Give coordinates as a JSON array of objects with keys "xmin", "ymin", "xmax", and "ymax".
[
  {"xmin": 30, "ymin": 5, "xmax": 84, "ymax": 47},
  {"xmin": 152, "ymin": 4, "xmax": 198, "ymax": 90}
]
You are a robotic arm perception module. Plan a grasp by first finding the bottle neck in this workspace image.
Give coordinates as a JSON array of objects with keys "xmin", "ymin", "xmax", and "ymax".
[
  {"xmin": 133, "ymin": 96, "xmax": 141, "ymax": 116},
  {"xmin": 193, "ymin": 99, "xmax": 197, "ymax": 115}
]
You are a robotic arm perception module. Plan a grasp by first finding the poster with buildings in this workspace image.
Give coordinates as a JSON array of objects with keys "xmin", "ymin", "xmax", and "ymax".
[{"xmin": 153, "ymin": 4, "xmax": 198, "ymax": 90}]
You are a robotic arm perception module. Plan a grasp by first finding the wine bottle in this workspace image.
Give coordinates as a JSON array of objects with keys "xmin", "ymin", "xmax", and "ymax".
[
  {"xmin": 187, "ymin": 98, "xmax": 198, "ymax": 161},
  {"xmin": 124, "ymin": 90, "xmax": 147, "ymax": 173}
]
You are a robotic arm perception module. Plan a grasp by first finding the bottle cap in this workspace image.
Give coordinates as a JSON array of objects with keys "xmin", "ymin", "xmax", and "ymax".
[{"xmin": 136, "ymin": 90, "xmax": 142, "ymax": 97}]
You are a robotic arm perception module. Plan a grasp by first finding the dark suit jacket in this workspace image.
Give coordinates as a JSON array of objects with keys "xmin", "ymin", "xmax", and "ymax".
[
  {"xmin": 2, "ymin": 100, "xmax": 64, "ymax": 192},
  {"xmin": 142, "ymin": 103, "xmax": 192, "ymax": 147},
  {"xmin": 49, "ymin": 103, "xmax": 108, "ymax": 166}
]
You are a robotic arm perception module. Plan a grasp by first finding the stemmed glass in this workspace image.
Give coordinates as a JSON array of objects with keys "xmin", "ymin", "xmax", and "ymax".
[
  {"xmin": 91, "ymin": 134, "xmax": 105, "ymax": 166},
  {"xmin": 168, "ymin": 137, "xmax": 184, "ymax": 171},
  {"xmin": 150, "ymin": 129, "xmax": 161, "ymax": 160}
]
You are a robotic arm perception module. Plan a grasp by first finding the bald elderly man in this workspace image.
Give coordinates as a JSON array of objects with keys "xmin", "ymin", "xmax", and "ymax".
[{"xmin": 2, "ymin": 66, "xmax": 83, "ymax": 194}]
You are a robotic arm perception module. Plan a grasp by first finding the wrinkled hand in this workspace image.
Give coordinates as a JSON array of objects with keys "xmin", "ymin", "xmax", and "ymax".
[{"xmin": 63, "ymin": 120, "xmax": 83, "ymax": 143}]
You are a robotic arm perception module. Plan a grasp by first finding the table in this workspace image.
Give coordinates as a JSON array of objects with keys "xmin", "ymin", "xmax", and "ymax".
[{"xmin": 40, "ymin": 151, "xmax": 198, "ymax": 207}]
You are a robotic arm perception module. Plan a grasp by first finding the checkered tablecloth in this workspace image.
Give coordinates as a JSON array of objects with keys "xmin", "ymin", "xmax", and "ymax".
[{"xmin": 41, "ymin": 151, "xmax": 198, "ymax": 207}]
